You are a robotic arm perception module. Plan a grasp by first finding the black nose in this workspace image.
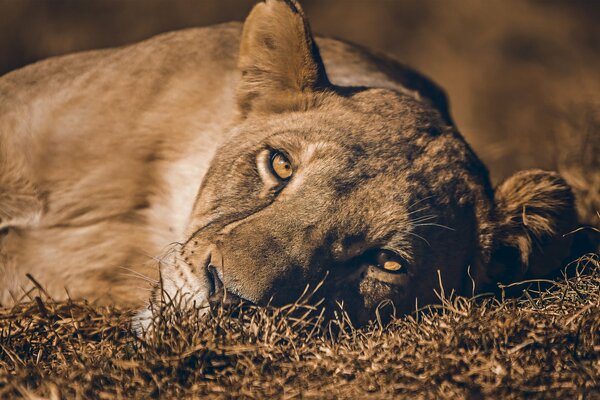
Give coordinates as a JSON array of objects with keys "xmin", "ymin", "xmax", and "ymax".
[{"xmin": 207, "ymin": 266, "xmax": 241, "ymax": 307}]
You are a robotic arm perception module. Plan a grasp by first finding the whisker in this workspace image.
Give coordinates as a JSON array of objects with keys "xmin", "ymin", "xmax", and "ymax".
[
  {"xmin": 118, "ymin": 273, "xmax": 158, "ymax": 285},
  {"xmin": 135, "ymin": 286, "xmax": 154, "ymax": 292},
  {"xmin": 407, "ymin": 195, "xmax": 435, "ymax": 211},
  {"xmin": 132, "ymin": 248, "xmax": 177, "ymax": 267},
  {"xmin": 406, "ymin": 206, "xmax": 430, "ymax": 217},
  {"xmin": 411, "ymin": 215, "xmax": 437, "ymax": 224},
  {"xmin": 413, "ymin": 223, "xmax": 455, "ymax": 231},
  {"xmin": 158, "ymin": 242, "xmax": 184, "ymax": 257},
  {"xmin": 130, "ymin": 242, "xmax": 190, "ymax": 276},
  {"xmin": 126, "ymin": 272, "xmax": 159, "ymax": 284},
  {"xmin": 117, "ymin": 267, "xmax": 158, "ymax": 284},
  {"xmin": 406, "ymin": 231, "xmax": 431, "ymax": 247}
]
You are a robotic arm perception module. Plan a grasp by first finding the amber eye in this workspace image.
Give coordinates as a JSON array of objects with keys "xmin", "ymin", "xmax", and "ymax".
[
  {"xmin": 375, "ymin": 250, "xmax": 406, "ymax": 273},
  {"xmin": 270, "ymin": 151, "xmax": 293, "ymax": 181}
]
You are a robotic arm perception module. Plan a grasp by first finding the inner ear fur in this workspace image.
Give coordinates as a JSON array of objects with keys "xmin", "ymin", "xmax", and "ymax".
[
  {"xmin": 237, "ymin": 0, "xmax": 331, "ymax": 116},
  {"xmin": 481, "ymin": 169, "xmax": 578, "ymax": 287}
]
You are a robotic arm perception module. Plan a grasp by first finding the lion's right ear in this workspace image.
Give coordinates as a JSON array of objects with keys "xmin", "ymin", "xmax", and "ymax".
[
  {"xmin": 476, "ymin": 170, "xmax": 578, "ymax": 289},
  {"xmin": 237, "ymin": 0, "xmax": 330, "ymax": 116}
]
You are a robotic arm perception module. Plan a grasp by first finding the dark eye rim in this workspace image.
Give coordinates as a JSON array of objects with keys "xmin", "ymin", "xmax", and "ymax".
[{"xmin": 269, "ymin": 149, "xmax": 293, "ymax": 181}]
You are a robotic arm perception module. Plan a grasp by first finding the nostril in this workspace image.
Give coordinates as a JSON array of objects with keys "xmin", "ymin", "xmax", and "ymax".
[
  {"xmin": 206, "ymin": 264, "xmax": 243, "ymax": 307},
  {"xmin": 207, "ymin": 266, "xmax": 223, "ymax": 297},
  {"xmin": 205, "ymin": 247, "xmax": 243, "ymax": 307}
]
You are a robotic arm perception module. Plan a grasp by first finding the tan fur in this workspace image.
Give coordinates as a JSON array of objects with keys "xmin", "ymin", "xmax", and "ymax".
[
  {"xmin": 0, "ymin": 1, "xmax": 579, "ymax": 324},
  {"xmin": 483, "ymin": 170, "xmax": 577, "ymax": 283}
]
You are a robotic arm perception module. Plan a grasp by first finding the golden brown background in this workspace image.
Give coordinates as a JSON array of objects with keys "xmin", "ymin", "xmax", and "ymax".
[{"xmin": 1, "ymin": 0, "xmax": 598, "ymax": 185}]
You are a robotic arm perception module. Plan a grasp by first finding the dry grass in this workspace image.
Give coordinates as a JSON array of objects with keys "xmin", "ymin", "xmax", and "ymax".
[{"xmin": 1, "ymin": 254, "xmax": 599, "ymax": 399}]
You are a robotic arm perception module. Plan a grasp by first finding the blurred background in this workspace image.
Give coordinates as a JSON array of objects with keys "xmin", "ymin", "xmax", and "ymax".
[{"xmin": 1, "ymin": 0, "xmax": 598, "ymax": 220}]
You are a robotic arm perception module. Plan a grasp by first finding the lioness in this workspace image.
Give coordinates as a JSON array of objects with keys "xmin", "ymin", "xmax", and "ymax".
[{"xmin": 0, "ymin": 0, "xmax": 578, "ymax": 325}]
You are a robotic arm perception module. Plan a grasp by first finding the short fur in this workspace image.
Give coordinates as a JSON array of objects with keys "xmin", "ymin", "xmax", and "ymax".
[{"xmin": 0, "ymin": 0, "xmax": 578, "ymax": 324}]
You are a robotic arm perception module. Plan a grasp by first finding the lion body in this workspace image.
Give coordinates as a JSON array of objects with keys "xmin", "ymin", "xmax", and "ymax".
[
  {"xmin": 0, "ymin": 1, "xmax": 578, "ymax": 323},
  {"xmin": 0, "ymin": 22, "xmax": 448, "ymax": 305}
]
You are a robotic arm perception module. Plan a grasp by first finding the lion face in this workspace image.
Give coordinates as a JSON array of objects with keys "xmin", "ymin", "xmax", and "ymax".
[
  {"xmin": 146, "ymin": 0, "xmax": 576, "ymax": 325},
  {"xmin": 178, "ymin": 87, "xmax": 490, "ymax": 323}
]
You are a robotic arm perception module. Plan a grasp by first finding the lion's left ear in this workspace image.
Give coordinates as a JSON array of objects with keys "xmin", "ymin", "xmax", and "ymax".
[
  {"xmin": 476, "ymin": 169, "xmax": 578, "ymax": 289},
  {"xmin": 237, "ymin": 0, "xmax": 330, "ymax": 116}
]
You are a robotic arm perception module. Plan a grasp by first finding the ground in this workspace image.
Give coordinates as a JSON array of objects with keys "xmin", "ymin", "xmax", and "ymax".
[{"xmin": 1, "ymin": 253, "xmax": 598, "ymax": 399}]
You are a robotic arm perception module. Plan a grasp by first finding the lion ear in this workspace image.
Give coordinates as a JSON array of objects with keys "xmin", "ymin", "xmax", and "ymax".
[
  {"xmin": 237, "ymin": 0, "xmax": 330, "ymax": 116},
  {"xmin": 476, "ymin": 170, "xmax": 578, "ymax": 289}
]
